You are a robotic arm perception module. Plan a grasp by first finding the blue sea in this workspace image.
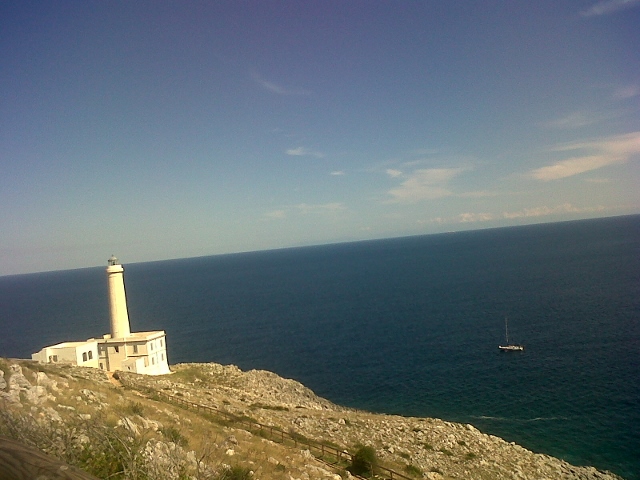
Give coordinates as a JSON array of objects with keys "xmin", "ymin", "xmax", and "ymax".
[{"xmin": 1, "ymin": 215, "xmax": 639, "ymax": 479}]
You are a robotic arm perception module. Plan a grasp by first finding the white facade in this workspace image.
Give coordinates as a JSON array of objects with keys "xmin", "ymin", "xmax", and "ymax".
[
  {"xmin": 99, "ymin": 330, "xmax": 170, "ymax": 375},
  {"xmin": 31, "ymin": 340, "xmax": 100, "ymax": 369},
  {"xmin": 32, "ymin": 256, "xmax": 170, "ymax": 376}
]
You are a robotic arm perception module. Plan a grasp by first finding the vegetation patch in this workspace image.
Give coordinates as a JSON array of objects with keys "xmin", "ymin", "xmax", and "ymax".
[
  {"xmin": 287, "ymin": 428, "xmax": 312, "ymax": 445},
  {"xmin": 218, "ymin": 465, "xmax": 252, "ymax": 480},
  {"xmin": 170, "ymin": 366, "xmax": 209, "ymax": 384},
  {"xmin": 348, "ymin": 444, "xmax": 377, "ymax": 477},
  {"xmin": 161, "ymin": 425, "xmax": 189, "ymax": 447},
  {"xmin": 127, "ymin": 401, "xmax": 145, "ymax": 416},
  {"xmin": 404, "ymin": 464, "xmax": 423, "ymax": 476},
  {"xmin": 250, "ymin": 402, "xmax": 289, "ymax": 411}
]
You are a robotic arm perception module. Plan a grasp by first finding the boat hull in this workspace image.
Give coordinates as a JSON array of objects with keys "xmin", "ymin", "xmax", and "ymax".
[{"xmin": 499, "ymin": 345, "xmax": 524, "ymax": 351}]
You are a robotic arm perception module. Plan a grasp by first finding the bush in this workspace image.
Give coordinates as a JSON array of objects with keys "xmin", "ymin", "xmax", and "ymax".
[
  {"xmin": 218, "ymin": 465, "xmax": 252, "ymax": 480},
  {"xmin": 348, "ymin": 444, "xmax": 377, "ymax": 477},
  {"xmin": 161, "ymin": 426, "xmax": 189, "ymax": 447},
  {"xmin": 127, "ymin": 401, "xmax": 145, "ymax": 416},
  {"xmin": 404, "ymin": 464, "xmax": 423, "ymax": 476}
]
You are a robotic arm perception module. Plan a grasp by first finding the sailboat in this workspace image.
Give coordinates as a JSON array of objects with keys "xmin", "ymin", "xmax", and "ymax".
[{"xmin": 498, "ymin": 317, "xmax": 524, "ymax": 351}]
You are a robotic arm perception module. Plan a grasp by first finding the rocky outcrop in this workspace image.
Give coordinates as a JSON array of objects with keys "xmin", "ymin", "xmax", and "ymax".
[{"xmin": 0, "ymin": 359, "xmax": 625, "ymax": 480}]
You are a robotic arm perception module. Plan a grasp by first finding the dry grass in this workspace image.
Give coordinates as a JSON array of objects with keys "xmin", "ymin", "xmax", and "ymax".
[{"xmin": 1, "ymin": 359, "xmax": 349, "ymax": 480}]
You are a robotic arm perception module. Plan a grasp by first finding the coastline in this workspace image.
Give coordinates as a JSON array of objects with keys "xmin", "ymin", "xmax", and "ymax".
[{"xmin": 0, "ymin": 358, "xmax": 625, "ymax": 480}]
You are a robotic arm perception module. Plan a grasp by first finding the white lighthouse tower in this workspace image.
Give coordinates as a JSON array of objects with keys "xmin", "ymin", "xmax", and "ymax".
[{"xmin": 107, "ymin": 255, "xmax": 131, "ymax": 339}]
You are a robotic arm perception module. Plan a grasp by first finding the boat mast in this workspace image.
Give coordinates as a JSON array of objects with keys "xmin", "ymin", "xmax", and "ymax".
[{"xmin": 505, "ymin": 317, "xmax": 509, "ymax": 344}]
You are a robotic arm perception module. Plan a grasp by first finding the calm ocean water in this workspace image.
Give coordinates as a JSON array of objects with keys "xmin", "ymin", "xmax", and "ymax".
[{"xmin": 1, "ymin": 216, "xmax": 639, "ymax": 479}]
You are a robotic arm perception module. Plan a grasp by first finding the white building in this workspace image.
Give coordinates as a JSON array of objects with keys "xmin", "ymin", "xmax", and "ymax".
[{"xmin": 32, "ymin": 256, "xmax": 170, "ymax": 375}]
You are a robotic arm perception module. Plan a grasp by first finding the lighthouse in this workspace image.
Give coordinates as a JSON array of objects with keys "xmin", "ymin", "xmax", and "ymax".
[
  {"xmin": 32, "ymin": 255, "xmax": 170, "ymax": 375},
  {"xmin": 106, "ymin": 255, "xmax": 131, "ymax": 338}
]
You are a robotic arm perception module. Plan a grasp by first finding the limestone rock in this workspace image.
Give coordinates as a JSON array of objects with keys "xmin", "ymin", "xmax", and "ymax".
[
  {"xmin": 118, "ymin": 416, "xmax": 140, "ymax": 435},
  {"xmin": 0, "ymin": 358, "xmax": 623, "ymax": 480},
  {"xmin": 8, "ymin": 364, "xmax": 32, "ymax": 389}
]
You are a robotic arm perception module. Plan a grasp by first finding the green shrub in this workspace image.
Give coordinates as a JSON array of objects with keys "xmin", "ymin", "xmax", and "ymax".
[
  {"xmin": 404, "ymin": 464, "xmax": 423, "ymax": 476},
  {"xmin": 127, "ymin": 401, "xmax": 145, "ymax": 416},
  {"xmin": 348, "ymin": 444, "xmax": 377, "ymax": 477},
  {"xmin": 250, "ymin": 402, "xmax": 289, "ymax": 411},
  {"xmin": 287, "ymin": 428, "xmax": 311, "ymax": 444},
  {"xmin": 218, "ymin": 465, "xmax": 252, "ymax": 480},
  {"xmin": 161, "ymin": 425, "xmax": 189, "ymax": 447}
]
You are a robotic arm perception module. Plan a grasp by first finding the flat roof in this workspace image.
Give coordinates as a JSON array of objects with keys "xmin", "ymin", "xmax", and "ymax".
[
  {"xmin": 100, "ymin": 331, "xmax": 166, "ymax": 343},
  {"xmin": 45, "ymin": 340, "xmax": 98, "ymax": 349}
]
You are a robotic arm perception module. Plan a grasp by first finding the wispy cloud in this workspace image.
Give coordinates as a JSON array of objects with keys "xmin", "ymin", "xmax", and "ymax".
[
  {"xmin": 528, "ymin": 131, "xmax": 640, "ymax": 181},
  {"xmin": 458, "ymin": 190, "xmax": 501, "ymax": 198},
  {"xmin": 501, "ymin": 203, "xmax": 606, "ymax": 219},
  {"xmin": 543, "ymin": 111, "xmax": 602, "ymax": 129},
  {"xmin": 264, "ymin": 210, "xmax": 286, "ymax": 219},
  {"xmin": 385, "ymin": 169, "xmax": 403, "ymax": 178},
  {"xmin": 580, "ymin": 0, "xmax": 640, "ymax": 16},
  {"xmin": 295, "ymin": 203, "xmax": 346, "ymax": 214},
  {"xmin": 456, "ymin": 212, "xmax": 496, "ymax": 223},
  {"xmin": 286, "ymin": 147, "xmax": 324, "ymax": 158},
  {"xmin": 263, "ymin": 203, "xmax": 346, "ymax": 220},
  {"xmin": 430, "ymin": 203, "xmax": 609, "ymax": 225},
  {"xmin": 613, "ymin": 84, "xmax": 640, "ymax": 99},
  {"xmin": 529, "ymin": 155, "xmax": 621, "ymax": 181},
  {"xmin": 330, "ymin": 170, "xmax": 345, "ymax": 176},
  {"xmin": 252, "ymin": 72, "xmax": 311, "ymax": 95},
  {"xmin": 386, "ymin": 167, "xmax": 464, "ymax": 203}
]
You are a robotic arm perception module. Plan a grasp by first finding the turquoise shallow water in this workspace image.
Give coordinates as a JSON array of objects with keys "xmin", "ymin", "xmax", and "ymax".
[{"xmin": 1, "ymin": 215, "xmax": 639, "ymax": 478}]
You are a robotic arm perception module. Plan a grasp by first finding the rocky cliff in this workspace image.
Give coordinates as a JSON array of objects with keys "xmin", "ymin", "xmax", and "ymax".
[{"xmin": 0, "ymin": 358, "xmax": 623, "ymax": 480}]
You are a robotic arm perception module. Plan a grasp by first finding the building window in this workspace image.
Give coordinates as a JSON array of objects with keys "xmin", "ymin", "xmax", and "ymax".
[
  {"xmin": 88, "ymin": 351, "xmax": 93, "ymax": 360},
  {"xmin": 99, "ymin": 363, "xmax": 104, "ymax": 370},
  {"xmin": 150, "ymin": 342, "xmax": 154, "ymax": 351},
  {"xmin": 82, "ymin": 352, "xmax": 88, "ymax": 362},
  {"xmin": 161, "ymin": 353, "xmax": 164, "ymax": 361},
  {"xmin": 114, "ymin": 346, "xmax": 119, "ymax": 353},
  {"xmin": 160, "ymin": 339, "xmax": 164, "ymax": 347},
  {"xmin": 151, "ymin": 357, "xmax": 155, "ymax": 365},
  {"xmin": 133, "ymin": 345, "xmax": 138, "ymax": 354}
]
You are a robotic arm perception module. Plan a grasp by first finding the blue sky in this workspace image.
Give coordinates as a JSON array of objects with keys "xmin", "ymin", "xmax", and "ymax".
[{"xmin": 1, "ymin": 1, "xmax": 639, "ymax": 275}]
